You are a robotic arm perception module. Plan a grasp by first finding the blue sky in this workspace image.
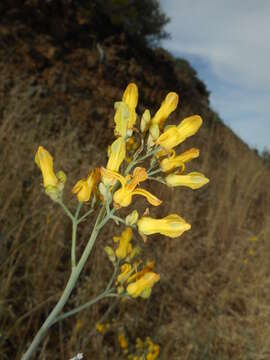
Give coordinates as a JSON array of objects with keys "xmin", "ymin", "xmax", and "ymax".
[{"xmin": 160, "ymin": 0, "xmax": 270, "ymax": 152}]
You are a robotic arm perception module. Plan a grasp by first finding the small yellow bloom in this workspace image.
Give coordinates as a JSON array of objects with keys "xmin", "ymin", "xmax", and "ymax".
[
  {"xmin": 151, "ymin": 92, "xmax": 179, "ymax": 128},
  {"xmin": 137, "ymin": 214, "xmax": 191, "ymax": 238},
  {"xmin": 118, "ymin": 333, "xmax": 128, "ymax": 349},
  {"xmin": 156, "ymin": 115, "xmax": 202, "ymax": 150},
  {"xmin": 35, "ymin": 146, "xmax": 58, "ymax": 188},
  {"xmin": 114, "ymin": 227, "xmax": 133, "ymax": 259},
  {"xmin": 165, "ymin": 172, "xmax": 209, "ymax": 189},
  {"xmin": 249, "ymin": 249, "xmax": 255, "ymax": 256},
  {"xmin": 160, "ymin": 148, "xmax": 200, "ymax": 172},
  {"xmin": 127, "ymin": 272, "xmax": 160, "ymax": 298},
  {"xmin": 72, "ymin": 168, "xmax": 100, "ymax": 202},
  {"xmin": 101, "ymin": 167, "xmax": 162, "ymax": 208},
  {"xmin": 96, "ymin": 322, "xmax": 110, "ymax": 334}
]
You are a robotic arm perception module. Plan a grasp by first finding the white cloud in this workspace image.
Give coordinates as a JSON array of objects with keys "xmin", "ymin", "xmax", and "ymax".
[{"xmin": 160, "ymin": 0, "xmax": 270, "ymax": 150}]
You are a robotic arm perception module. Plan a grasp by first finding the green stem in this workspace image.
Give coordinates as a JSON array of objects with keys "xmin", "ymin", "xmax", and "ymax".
[
  {"xmin": 77, "ymin": 208, "xmax": 94, "ymax": 224},
  {"xmin": 147, "ymin": 168, "xmax": 162, "ymax": 177},
  {"xmin": 21, "ymin": 206, "xmax": 107, "ymax": 360},
  {"xmin": 58, "ymin": 200, "xmax": 74, "ymax": 221},
  {"xmin": 110, "ymin": 215, "xmax": 126, "ymax": 225},
  {"xmin": 71, "ymin": 203, "xmax": 82, "ymax": 268},
  {"xmin": 52, "ymin": 291, "xmax": 117, "ymax": 324},
  {"xmin": 124, "ymin": 146, "xmax": 161, "ymax": 175}
]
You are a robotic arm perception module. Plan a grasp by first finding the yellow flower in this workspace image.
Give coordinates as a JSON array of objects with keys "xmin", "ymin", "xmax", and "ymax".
[
  {"xmin": 35, "ymin": 146, "xmax": 59, "ymax": 188},
  {"xmin": 151, "ymin": 92, "xmax": 179, "ymax": 128},
  {"xmin": 96, "ymin": 322, "xmax": 110, "ymax": 334},
  {"xmin": 137, "ymin": 214, "xmax": 191, "ymax": 238},
  {"xmin": 127, "ymin": 272, "xmax": 160, "ymax": 298},
  {"xmin": 114, "ymin": 83, "xmax": 138, "ymax": 137},
  {"xmin": 72, "ymin": 168, "xmax": 100, "ymax": 202},
  {"xmin": 114, "ymin": 227, "xmax": 133, "ymax": 259},
  {"xmin": 101, "ymin": 167, "xmax": 162, "ymax": 208},
  {"xmin": 118, "ymin": 333, "xmax": 128, "ymax": 349},
  {"xmin": 117, "ymin": 263, "xmax": 133, "ymax": 284},
  {"xmin": 123, "ymin": 83, "xmax": 138, "ymax": 129},
  {"xmin": 160, "ymin": 148, "xmax": 200, "ymax": 172},
  {"xmin": 156, "ymin": 115, "xmax": 202, "ymax": 150},
  {"xmin": 165, "ymin": 172, "xmax": 209, "ymax": 189},
  {"xmin": 127, "ymin": 260, "xmax": 155, "ymax": 284},
  {"xmin": 35, "ymin": 146, "xmax": 66, "ymax": 200}
]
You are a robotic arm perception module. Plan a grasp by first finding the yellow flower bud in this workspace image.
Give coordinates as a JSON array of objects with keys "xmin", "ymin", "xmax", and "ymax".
[
  {"xmin": 165, "ymin": 172, "xmax": 209, "ymax": 189},
  {"xmin": 152, "ymin": 92, "xmax": 179, "ymax": 128},
  {"xmin": 125, "ymin": 210, "xmax": 139, "ymax": 226},
  {"xmin": 122, "ymin": 83, "xmax": 138, "ymax": 129},
  {"xmin": 127, "ymin": 272, "xmax": 160, "ymax": 298},
  {"xmin": 137, "ymin": 214, "xmax": 191, "ymax": 238},
  {"xmin": 35, "ymin": 146, "xmax": 58, "ymax": 189},
  {"xmin": 114, "ymin": 102, "xmax": 130, "ymax": 138},
  {"xmin": 156, "ymin": 115, "xmax": 202, "ymax": 150},
  {"xmin": 114, "ymin": 228, "xmax": 133, "ymax": 260},
  {"xmin": 140, "ymin": 109, "xmax": 151, "ymax": 132}
]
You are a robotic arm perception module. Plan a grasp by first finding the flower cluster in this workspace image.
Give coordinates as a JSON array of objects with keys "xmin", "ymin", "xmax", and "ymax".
[{"xmin": 34, "ymin": 83, "xmax": 209, "ymax": 346}]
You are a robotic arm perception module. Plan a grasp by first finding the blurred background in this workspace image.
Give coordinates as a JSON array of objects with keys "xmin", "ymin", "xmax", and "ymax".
[{"xmin": 0, "ymin": 1, "xmax": 270, "ymax": 359}]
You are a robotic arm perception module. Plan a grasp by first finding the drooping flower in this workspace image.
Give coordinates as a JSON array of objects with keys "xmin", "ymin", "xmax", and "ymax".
[
  {"xmin": 72, "ymin": 168, "xmax": 100, "ymax": 202},
  {"xmin": 160, "ymin": 148, "xmax": 200, "ymax": 172},
  {"xmin": 35, "ymin": 146, "xmax": 66, "ymax": 200},
  {"xmin": 165, "ymin": 172, "xmax": 209, "ymax": 189},
  {"xmin": 156, "ymin": 115, "xmax": 202, "ymax": 150},
  {"xmin": 101, "ymin": 167, "xmax": 162, "ymax": 208},
  {"xmin": 137, "ymin": 214, "xmax": 191, "ymax": 238},
  {"xmin": 126, "ymin": 272, "xmax": 160, "ymax": 298},
  {"xmin": 114, "ymin": 227, "xmax": 133, "ymax": 259}
]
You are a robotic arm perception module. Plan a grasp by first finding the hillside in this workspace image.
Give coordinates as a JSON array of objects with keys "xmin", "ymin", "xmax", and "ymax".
[{"xmin": 1, "ymin": 5, "xmax": 270, "ymax": 360}]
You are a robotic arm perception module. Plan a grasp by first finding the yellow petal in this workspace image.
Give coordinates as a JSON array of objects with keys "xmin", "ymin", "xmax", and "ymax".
[
  {"xmin": 126, "ymin": 272, "xmax": 160, "ymax": 298},
  {"xmin": 122, "ymin": 83, "xmax": 138, "ymax": 110},
  {"xmin": 35, "ymin": 146, "xmax": 58, "ymax": 188},
  {"xmin": 122, "ymin": 83, "xmax": 138, "ymax": 129},
  {"xmin": 165, "ymin": 172, "xmax": 209, "ymax": 189},
  {"xmin": 106, "ymin": 137, "xmax": 126, "ymax": 172},
  {"xmin": 114, "ymin": 102, "xmax": 130, "ymax": 137},
  {"xmin": 101, "ymin": 167, "xmax": 124, "ymax": 183},
  {"xmin": 177, "ymin": 115, "xmax": 202, "ymax": 138},
  {"xmin": 152, "ymin": 92, "xmax": 179, "ymax": 128},
  {"xmin": 72, "ymin": 180, "xmax": 90, "ymax": 202},
  {"xmin": 160, "ymin": 148, "xmax": 200, "ymax": 172},
  {"xmin": 137, "ymin": 214, "xmax": 191, "ymax": 238},
  {"xmin": 132, "ymin": 188, "xmax": 162, "ymax": 206},
  {"xmin": 115, "ymin": 228, "xmax": 133, "ymax": 259},
  {"xmin": 156, "ymin": 125, "xmax": 180, "ymax": 150},
  {"xmin": 113, "ymin": 188, "xmax": 132, "ymax": 208},
  {"xmin": 156, "ymin": 115, "xmax": 202, "ymax": 151}
]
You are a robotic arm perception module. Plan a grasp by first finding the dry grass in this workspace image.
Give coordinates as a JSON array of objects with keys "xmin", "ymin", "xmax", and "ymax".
[
  {"xmin": 1, "ymin": 27, "xmax": 270, "ymax": 359},
  {"xmin": 1, "ymin": 102, "xmax": 270, "ymax": 360}
]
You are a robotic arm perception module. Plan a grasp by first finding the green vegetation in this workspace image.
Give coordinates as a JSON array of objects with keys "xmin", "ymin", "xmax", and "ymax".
[{"xmin": 76, "ymin": 0, "xmax": 170, "ymax": 45}]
